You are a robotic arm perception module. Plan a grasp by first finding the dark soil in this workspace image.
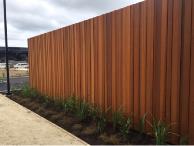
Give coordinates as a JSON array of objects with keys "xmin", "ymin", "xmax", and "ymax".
[{"xmin": 7, "ymin": 93, "xmax": 156, "ymax": 145}]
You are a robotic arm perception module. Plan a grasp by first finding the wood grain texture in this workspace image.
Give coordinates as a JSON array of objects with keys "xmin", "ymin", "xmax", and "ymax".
[
  {"xmin": 189, "ymin": 0, "xmax": 194, "ymax": 142},
  {"xmin": 180, "ymin": 0, "xmax": 192, "ymax": 137},
  {"xmin": 28, "ymin": 0, "xmax": 193, "ymax": 144}
]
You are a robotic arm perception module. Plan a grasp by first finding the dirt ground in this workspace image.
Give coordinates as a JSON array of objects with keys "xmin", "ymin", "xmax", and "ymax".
[
  {"xmin": 8, "ymin": 92, "xmax": 156, "ymax": 145},
  {"xmin": 0, "ymin": 94, "xmax": 88, "ymax": 145},
  {"xmin": 0, "ymin": 69, "xmax": 28, "ymax": 79}
]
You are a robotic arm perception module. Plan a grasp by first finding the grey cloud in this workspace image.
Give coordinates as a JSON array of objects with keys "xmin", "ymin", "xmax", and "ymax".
[
  {"xmin": 0, "ymin": 0, "xmax": 143, "ymax": 47},
  {"xmin": 8, "ymin": 14, "xmax": 57, "ymax": 32},
  {"xmin": 6, "ymin": 1, "xmax": 58, "ymax": 31},
  {"xmin": 48, "ymin": 0, "xmax": 136, "ymax": 14}
]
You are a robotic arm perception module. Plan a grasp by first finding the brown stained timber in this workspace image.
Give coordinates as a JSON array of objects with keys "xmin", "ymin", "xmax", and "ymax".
[{"xmin": 28, "ymin": 0, "xmax": 194, "ymax": 144}]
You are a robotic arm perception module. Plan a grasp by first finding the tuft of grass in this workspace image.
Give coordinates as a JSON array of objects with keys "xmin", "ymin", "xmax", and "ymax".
[
  {"xmin": 139, "ymin": 113, "xmax": 147, "ymax": 134},
  {"xmin": 21, "ymin": 84, "xmax": 39, "ymax": 98},
  {"xmin": 112, "ymin": 108, "xmax": 124, "ymax": 131},
  {"xmin": 89, "ymin": 105, "xmax": 99, "ymax": 121},
  {"xmin": 90, "ymin": 106, "xmax": 110, "ymax": 133},
  {"xmin": 96, "ymin": 112, "xmax": 107, "ymax": 133},
  {"xmin": 75, "ymin": 100, "xmax": 90, "ymax": 121},
  {"xmin": 42, "ymin": 95, "xmax": 52, "ymax": 106},
  {"xmin": 119, "ymin": 116, "xmax": 133, "ymax": 137},
  {"xmin": 62, "ymin": 96, "xmax": 77, "ymax": 113},
  {"xmin": 152, "ymin": 119, "xmax": 169, "ymax": 145},
  {"xmin": 145, "ymin": 114, "xmax": 179, "ymax": 145}
]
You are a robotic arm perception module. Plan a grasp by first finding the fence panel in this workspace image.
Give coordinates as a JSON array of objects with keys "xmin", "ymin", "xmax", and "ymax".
[{"xmin": 28, "ymin": 0, "xmax": 194, "ymax": 144}]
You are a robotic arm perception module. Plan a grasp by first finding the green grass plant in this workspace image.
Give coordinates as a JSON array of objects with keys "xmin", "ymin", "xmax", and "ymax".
[
  {"xmin": 119, "ymin": 116, "xmax": 133, "ymax": 137},
  {"xmin": 62, "ymin": 96, "xmax": 77, "ymax": 113},
  {"xmin": 75, "ymin": 100, "xmax": 90, "ymax": 121},
  {"xmin": 90, "ymin": 106, "xmax": 110, "ymax": 133},
  {"xmin": 112, "ymin": 108, "xmax": 124, "ymax": 131},
  {"xmin": 153, "ymin": 120, "xmax": 168, "ymax": 145},
  {"xmin": 21, "ymin": 84, "xmax": 39, "ymax": 98},
  {"xmin": 139, "ymin": 113, "xmax": 147, "ymax": 134}
]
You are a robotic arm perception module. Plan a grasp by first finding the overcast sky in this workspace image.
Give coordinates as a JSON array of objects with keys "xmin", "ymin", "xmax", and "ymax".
[{"xmin": 0, "ymin": 0, "xmax": 143, "ymax": 47}]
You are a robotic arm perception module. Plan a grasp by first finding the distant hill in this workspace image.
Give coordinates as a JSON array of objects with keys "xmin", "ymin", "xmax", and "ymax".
[{"xmin": 0, "ymin": 47, "xmax": 28, "ymax": 62}]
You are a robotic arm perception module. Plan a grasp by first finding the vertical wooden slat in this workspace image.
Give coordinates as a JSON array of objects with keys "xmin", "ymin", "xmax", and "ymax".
[
  {"xmin": 67, "ymin": 27, "xmax": 71, "ymax": 97},
  {"xmin": 90, "ymin": 19, "xmax": 95, "ymax": 104},
  {"xmin": 61, "ymin": 29, "xmax": 65, "ymax": 98},
  {"xmin": 159, "ymin": 0, "xmax": 168, "ymax": 120},
  {"xmin": 139, "ymin": 2, "xmax": 147, "ymax": 118},
  {"xmin": 189, "ymin": 0, "xmax": 194, "ymax": 143},
  {"xmin": 115, "ymin": 9, "xmax": 122, "ymax": 111},
  {"xmin": 37, "ymin": 36, "xmax": 42, "ymax": 93},
  {"xmin": 171, "ymin": 0, "xmax": 182, "ymax": 138},
  {"xmin": 179, "ymin": 0, "xmax": 192, "ymax": 137},
  {"xmin": 74, "ymin": 24, "xmax": 81, "ymax": 97},
  {"xmin": 146, "ymin": 0, "xmax": 154, "ymax": 130},
  {"xmin": 53, "ymin": 31, "xmax": 57, "ymax": 97},
  {"xmin": 103, "ymin": 15, "xmax": 108, "ymax": 110},
  {"xmin": 63, "ymin": 29, "xmax": 68, "ymax": 98},
  {"xmin": 97, "ymin": 16, "xmax": 105, "ymax": 108},
  {"xmin": 85, "ymin": 20, "xmax": 91, "ymax": 102},
  {"xmin": 153, "ymin": 0, "xmax": 162, "ymax": 119},
  {"xmin": 133, "ymin": 4, "xmax": 140, "ymax": 127},
  {"xmin": 50, "ymin": 32, "xmax": 56, "ymax": 98},
  {"xmin": 130, "ymin": 5, "xmax": 134, "ymax": 118},
  {"xmin": 46, "ymin": 33, "xmax": 50, "ymax": 97},
  {"xmin": 106, "ymin": 13, "xmax": 112, "ymax": 110},
  {"xmin": 93, "ymin": 18, "xmax": 99, "ymax": 106},
  {"xmin": 122, "ymin": 6, "xmax": 131, "ymax": 114},
  {"xmin": 165, "ymin": 0, "xmax": 173, "ymax": 124},
  {"xmin": 56, "ymin": 30, "xmax": 60, "ymax": 97},
  {"xmin": 111, "ymin": 12, "xmax": 116, "ymax": 112},
  {"xmin": 72, "ymin": 25, "xmax": 75, "ymax": 96},
  {"xmin": 81, "ymin": 23, "xmax": 86, "ymax": 100},
  {"xmin": 42, "ymin": 34, "xmax": 46, "ymax": 95}
]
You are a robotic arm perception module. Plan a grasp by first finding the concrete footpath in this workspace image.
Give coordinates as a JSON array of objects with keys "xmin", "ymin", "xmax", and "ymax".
[{"xmin": 0, "ymin": 94, "xmax": 88, "ymax": 145}]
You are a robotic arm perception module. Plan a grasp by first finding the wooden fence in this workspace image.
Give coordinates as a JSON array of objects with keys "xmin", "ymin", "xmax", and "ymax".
[{"xmin": 28, "ymin": 0, "xmax": 194, "ymax": 143}]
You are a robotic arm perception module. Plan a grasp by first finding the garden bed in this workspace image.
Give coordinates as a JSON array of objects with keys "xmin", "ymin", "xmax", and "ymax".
[{"xmin": 6, "ymin": 88, "xmax": 174, "ymax": 145}]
